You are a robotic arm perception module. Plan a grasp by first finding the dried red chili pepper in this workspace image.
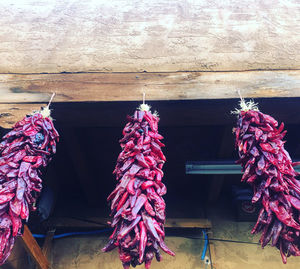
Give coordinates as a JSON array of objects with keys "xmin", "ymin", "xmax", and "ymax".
[
  {"xmin": 0, "ymin": 105, "xmax": 59, "ymax": 265},
  {"xmin": 103, "ymin": 104, "xmax": 174, "ymax": 268},
  {"xmin": 233, "ymin": 99, "xmax": 300, "ymax": 263}
]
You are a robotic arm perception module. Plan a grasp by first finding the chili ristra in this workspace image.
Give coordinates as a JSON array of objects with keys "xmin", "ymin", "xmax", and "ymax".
[
  {"xmin": 0, "ymin": 106, "xmax": 59, "ymax": 265},
  {"xmin": 233, "ymin": 99, "xmax": 300, "ymax": 263},
  {"xmin": 103, "ymin": 104, "xmax": 174, "ymax": 269}
]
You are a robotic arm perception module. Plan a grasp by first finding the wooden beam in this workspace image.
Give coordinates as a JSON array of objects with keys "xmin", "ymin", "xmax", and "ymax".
[
  {"xmin": 0, "ymin": 70, "xmax": 299, "ymax": 128},
  {"xmin": 0, "ymin": 71, "xmax": 299, "ymax": 103},
  {"xmin": 0, "ymin": 1, "xmax": 298, "ymax": 73},
  {"xmin": 20, "ymin": 225, "xmax": 49, "ymax": 269},
  {"xmin": 0, "ymin": 103, "xmax": 43, "ymax": 129},
  {"xmin": 2, "ymin": 96, "xmax": 300, "ymax": 130},
  {"xmin": 51, "ymin": 217, "xmax": 212, "ymax": 229}
]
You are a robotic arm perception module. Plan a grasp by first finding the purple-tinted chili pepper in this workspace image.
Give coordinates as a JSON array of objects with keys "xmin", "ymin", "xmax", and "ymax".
[
  {"xmin": 116, "ymin": 192, "xmax": 129, "ymax": 212},
  {"xmin": 9, "ymin": 198, "xmax": 21, "ymax": 216},
  {"xmin": 260, "ymin": 143, "xmax": 277, "ymax": 154},
  {"xmin": 119, "ymin": 158, "xmax": 135, "ymax": 172},
  {"xmin": 102, "ymin": 238, "xmax": 118, "ymax": 252},
  {"xmin": 152, "ymin": 218, "xmax": 164, "ymax": 237},
  {"xmin": 138, "ymin": 221, "xmax": 147, "ymax": 263},
  {"xmin": 159, "ymin": 236, "xmax": 175, "ymax": 256},
  {"xmin": 150, "ymin": 142, "xmax": 166, "ymax": 161},
  {"xmin": 286, "ymin": 195, "xmax": 300, "ymax": 210},
  {"xmin": 142, "ymin": 213, "xmax": 160, "ymax": 241},
  {"xmin": 20, "ymin": 200, "xmax": 29, "ymax": 220},
  {"xmin": 144, "ymin": 200, "xmax": 155, "ymax": 217},
  {"xmin": 0, "ymin": 181, "xmax": 17, "ymax": 195},
  {"xmin": 145, "ymin": 251, "xmax": 154, "ymax": 269},
  {"xmin": 136, "ymin": 168, "xmax": 150, "ymax": 179},
  {"xmin": 105, "ymin": 107, "xmax": 173, "ymax": 268},
  {"xmin": 126, "ymin": 178, "xmax": 136, "ymax": 195},
  {"xmin": 270, "ymin": 201, "xmax": 300, "ymax": 230},
  {"xmin": 117, "ymin": 215, "xmax": 141, "ymax": 240},
  {"xmin": 143, "ymin": 135, "xmax": 151, "ymax": 145},
  {"xmin": 132, "ymin": 194, "xmax": 147, "ymax": 218},
  {"xmin": 124, "ymin": 140, "xmax": 135, "ymax": 151},
  {"xmin": 135, "ymin": 153, "xmax": 149, "ymax": 168},
  {"xmin": 0, "ymin": 194, "xmax": 15, "ymax": 205},
  {"xmin": 128, "ymin": 163, "xmax": 142, "ymax": 176},
  {"xmin": 141, "ymin": 181, "xmax": 154, "ymax": 190},
  {"xmin": 114, "ymin": 200, "xmax": 130, "ymax": 219},
  {"xmin": 16, "ymin": 178, "xmax": 25, "ymax": 201},
  {"xmin": 144, "ymin": 155, "xmax": 156, "ymax": 167},
  {"xmin": 111, "ymin": 189, "xmax": 124, "ymax": 211},
  {"xmin": 130, "ymin": 189, "xmax": 141, "ymax": 208}
]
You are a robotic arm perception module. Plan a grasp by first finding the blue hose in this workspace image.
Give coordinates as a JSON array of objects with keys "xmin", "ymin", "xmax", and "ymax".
[
  {"xmin": 34, "ymin": 228, "xmax": 209, "ymax": 260},
  {"xmin": 201, "ymin": 230, "xmax": 208, "ymax": 260},
  {"xmin": 33, "ymin": 228, "xmax": 112, "ymax": 239}
]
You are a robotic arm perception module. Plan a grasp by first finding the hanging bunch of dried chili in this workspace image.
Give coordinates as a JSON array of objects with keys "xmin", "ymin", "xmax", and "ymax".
[
  {"xmin": 233, "ymin": 99, "xmax": 300, "ymax": 263},
  {"xmin": 103, "ymin": 103, "xmax": 174, "ymax": 269},
  {"xmin": 0, "ymin": 103, "xmax": 59, "ymax": 265}
]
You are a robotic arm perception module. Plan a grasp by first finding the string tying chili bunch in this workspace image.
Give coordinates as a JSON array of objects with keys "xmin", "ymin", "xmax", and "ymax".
[
  {"xmin": 103, "ymin": 104, "xmax": 175, "ymax": 269},
  {"xmin": 233, "ymin": 99, "xmax": 300, "ymax": 263},
  {"xmin": 0, "ymin": 105, "xmax": 59, "ymax": 265}
]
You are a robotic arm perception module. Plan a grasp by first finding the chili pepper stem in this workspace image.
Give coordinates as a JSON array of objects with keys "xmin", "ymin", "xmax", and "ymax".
[
  {"xmin": 138, "ymin": 103, "xmax": 151, "ymax": 112},
  {"xmin": 47, "ymin": 92, "xmax": 56, "ymax": 109},
  {"xmin": 137, "ymin": 103, "xmax": 159, "ymax": 117},
  {"xmin": 231, "ymin": 93, "xmax": 259, "ymax": 114},
  {"xmin": 138, "ymin": 92, "xmax": 151, "ymax": 112},
  {"xmin": 33, "ymin": 93, "xmax": 56, "ymax": 119},
  {"xmin": 40, "ymin": 106, "xmax": 52, "ymax": 118}
]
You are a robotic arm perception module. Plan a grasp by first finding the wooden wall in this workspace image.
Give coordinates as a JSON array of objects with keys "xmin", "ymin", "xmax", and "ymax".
[
  {"xmin": 0, "ymin": 0, "xmax": 299, "ymax": 128},
  {"xmin": 0, "ymin": 0, "xmax": 299, "ymax": 73}
]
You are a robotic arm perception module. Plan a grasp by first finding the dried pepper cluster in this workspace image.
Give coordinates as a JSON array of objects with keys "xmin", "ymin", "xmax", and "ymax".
[
  {"xmin": 233, "ymin": 100, "xmax": 300, "ymax": 263},
  {"xmin": 103, "ymin": 105, "xmax": 175, "ymax": 269},
  {"xmin": 0, "ymin": 107, "xmax": 59, "ymax": 265}
]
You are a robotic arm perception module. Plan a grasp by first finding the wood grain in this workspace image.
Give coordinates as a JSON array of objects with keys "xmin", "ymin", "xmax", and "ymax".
[
  {"xmin": 0, "ymin": 0, "xmax": 299, "ymax": 73},
  {"xmin": 20, "ymin": 225, "xmax": 49, "ymax": 269},
  {"xmin": 0, "ymin": 71, "xmax": 299, "ymax": 103},
  {"xmin": 0, "ymin": 103, "xmax": 43, "ymax": 129},
  {"xmin": 0, "ymin": 70, "xmax": 299, "ymax": 128}
]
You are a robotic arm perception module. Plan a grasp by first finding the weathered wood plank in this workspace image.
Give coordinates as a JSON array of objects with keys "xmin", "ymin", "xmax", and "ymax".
[
  {"xmin": 20, "ymin": 225, "xmax": 49, "ymax": 269},
  {"xmin": 0, "ymin": 0, "xmax": 299, "ymax": 73},
  {"xmin": 0, "ymin": 71, "xmax": 299, "ymax": 103},
  {"xmin": 2, "ymin": 97, "xmax": 300, "ymax": 130},
  {"xmin": 0, "ymin": 70, "xmax": 299, "ymax": 128},
  {"xmin": 0, "ymin": 103, "xmax": 43, "ymax": 129}
]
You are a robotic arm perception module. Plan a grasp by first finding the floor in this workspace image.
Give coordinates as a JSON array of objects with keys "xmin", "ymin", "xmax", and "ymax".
[
  {"xmin": 4, "ymin": 200, "xmax": 300, "ymax": 268},
  {"xmin": 210, "ymin": 219, "xmax": 300, "ymax": 269},
  {"xmin": 49, "ymin": 204, "xmax": 300, "ymax": 269},
  {"xmin": 207, "ymin": 202, "xmax": 300, "ymax": 269},
  {"xmin": 51, "ymin": 235, "xmax": 208, "ymax": 269}
]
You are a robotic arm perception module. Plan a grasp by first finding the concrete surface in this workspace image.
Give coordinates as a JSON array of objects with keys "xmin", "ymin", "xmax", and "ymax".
[{"xmin": 50, "ymin": 215, "xmax": 300, "ymax": 269}]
